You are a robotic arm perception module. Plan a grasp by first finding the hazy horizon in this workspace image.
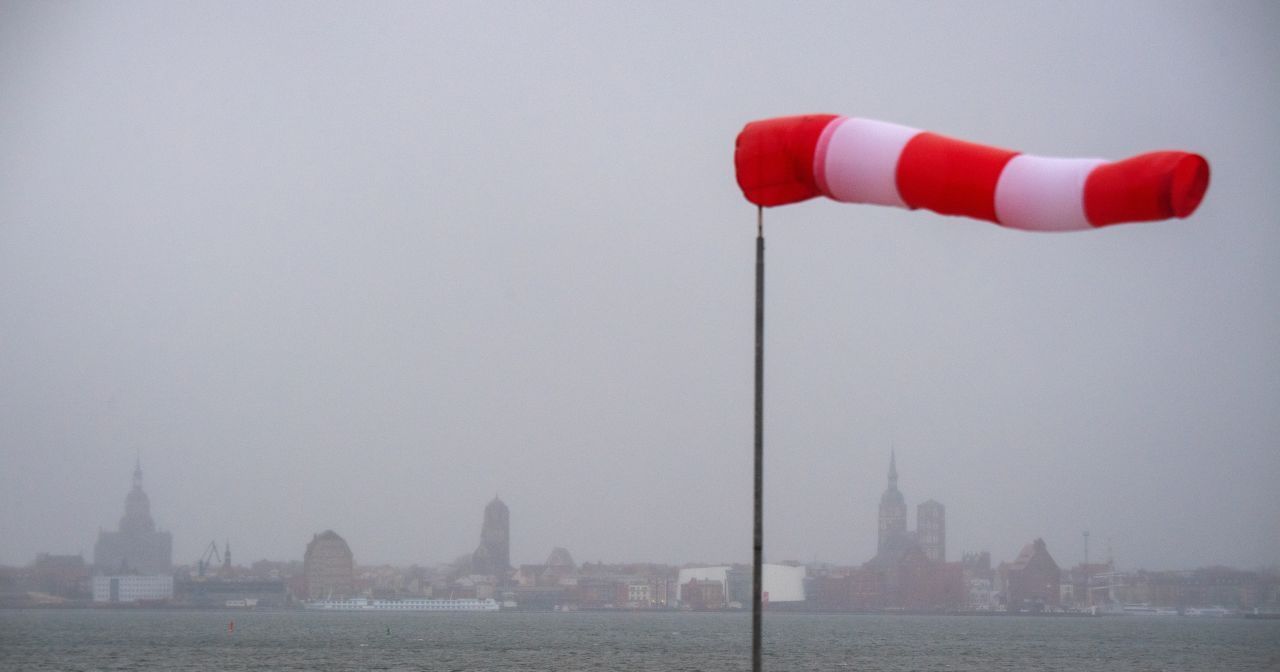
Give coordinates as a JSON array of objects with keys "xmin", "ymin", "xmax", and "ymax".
[{"xmin": 2, "ymin": 1, "xmax": 1277, "ymax": 573}]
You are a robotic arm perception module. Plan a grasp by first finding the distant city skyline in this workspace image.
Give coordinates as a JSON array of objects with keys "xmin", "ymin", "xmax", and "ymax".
[
  {"xmin": 26, "ymin": 454, "xmax": 1268, "ymax": 578},
  {"xmin": 2, "ymin": 2, "xmax": 1276, "ymax": 573}
]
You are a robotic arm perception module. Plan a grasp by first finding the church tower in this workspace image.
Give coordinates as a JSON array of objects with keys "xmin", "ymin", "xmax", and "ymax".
[
  {"xmin": 119, "ymin": 458, "xmax": 156, "ymax": 535},
  {"xmin": 94, "ymin": 457, "xmax": 173, "ymax": 574},
  {"xmin": 877, "ymin": 450, "xmax": 908, "ymax": 556},
  {"xmin": 917, "ymin": 500, "xmax": 946, "ymax": 562},
  {"xmin": 471, "ymin": 496, "xmax": 511, "ymax": 577}
]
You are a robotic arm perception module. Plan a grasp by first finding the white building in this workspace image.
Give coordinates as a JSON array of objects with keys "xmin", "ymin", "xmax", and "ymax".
[
  {"xmin": 761, "ymin": 564, "xmax": 806, "ymax": 603},
  {"xmin": 966, "ymin": 577, "xmax": 997, "ymax": 611},
  {"xmin": 675, "ymin": 564, "xmax": 805, "ymax": 606},
  {"xmin": 626, "ymin": 583, "xmax": 651, "ymax": 605},
  {"xmin": 93, "ymin": 575, "xmax": 174, "ymax": 603}
]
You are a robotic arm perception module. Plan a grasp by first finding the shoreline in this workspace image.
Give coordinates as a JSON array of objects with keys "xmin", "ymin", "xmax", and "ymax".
[{"xmin": 5, "ymin": 602, "xmax": 1274, "ymax": 619}]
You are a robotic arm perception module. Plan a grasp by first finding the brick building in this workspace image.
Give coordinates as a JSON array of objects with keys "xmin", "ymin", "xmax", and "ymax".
[
  {"xmin": 303, "ymin": 530, "xmax": 355, "ymax": 599},
  {"xmin": 1002, "ymin": 538, "xmax": 1060, "ymax": 611},
  {"xmin": 681, "ymin": 578, "xmax": 725, "ymax": 610}
]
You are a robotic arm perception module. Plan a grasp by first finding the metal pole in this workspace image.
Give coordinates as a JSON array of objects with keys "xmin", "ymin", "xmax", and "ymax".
[
  {"xmin": 1083, "ymin": 531, "xmax": 1090, "ymax": 609},
  {"xmin": 752, "ymin": 205, "xmax": 764, "ymax": 672}
]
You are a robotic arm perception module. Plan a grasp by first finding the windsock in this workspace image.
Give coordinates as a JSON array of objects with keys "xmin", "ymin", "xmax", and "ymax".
[{"xmin": 734, "ymin": 115, "xmax": 1209, "ymax": 231}]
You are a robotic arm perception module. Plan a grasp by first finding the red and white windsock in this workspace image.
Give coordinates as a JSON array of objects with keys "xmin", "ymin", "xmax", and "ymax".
[{"xmin": 734, "ymin": 115, "xmax": 1210, "ymax": 231}]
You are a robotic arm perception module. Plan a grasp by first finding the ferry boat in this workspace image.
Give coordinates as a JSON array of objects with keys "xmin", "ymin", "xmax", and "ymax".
[
  {"xmin": 303, "ymin": 597, "xmax": 500, "ymax": 612},
  {"xmin": 1121, "ymin": 604, "xmax": 1178, "ymax": 616},
  {"xmin": 1183, "ymin": 606, "xmax": 1233, "ymax": 617}
]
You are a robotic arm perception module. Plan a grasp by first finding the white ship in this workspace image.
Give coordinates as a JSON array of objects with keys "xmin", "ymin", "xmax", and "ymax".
[
  {"xmin": 1183, "ymin": 607, "xmax": 1234, "ymax": 617},
  {"xmin": 303, "ymin": 597, "xmax": 500, "ymax": 612},
  {"xmin": 1121, "ymin": 604, "xmax": 1178, "ymax": 616}
]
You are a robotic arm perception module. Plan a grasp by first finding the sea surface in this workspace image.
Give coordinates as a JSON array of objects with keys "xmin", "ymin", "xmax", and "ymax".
[{"xmin": 2, "ymin": 609, "xmax": 1278, "ymax": 671}]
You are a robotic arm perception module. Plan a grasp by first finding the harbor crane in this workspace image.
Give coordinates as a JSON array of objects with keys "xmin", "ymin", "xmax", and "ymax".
[{"xmin": 197, "ymin": 540, "xmax": 223, "ymax": 578}]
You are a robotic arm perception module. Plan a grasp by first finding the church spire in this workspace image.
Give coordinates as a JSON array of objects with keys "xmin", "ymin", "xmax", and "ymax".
[
  {"xmin": 120, "ymin": 455, "xmax": 156, "ymax": 534},
  {"xmin": 877, "ymin": 446, "xmax": 908, "ymax": 558}
]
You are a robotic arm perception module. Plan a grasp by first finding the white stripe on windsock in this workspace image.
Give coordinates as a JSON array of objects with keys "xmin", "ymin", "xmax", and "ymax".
[
  {"xmin": 993, "ymin": 155, "xmax": 1105, "ymax": 231},
  {"xmin": 819, "ymin": 117, "xmax": 920, "ymax": 207}
]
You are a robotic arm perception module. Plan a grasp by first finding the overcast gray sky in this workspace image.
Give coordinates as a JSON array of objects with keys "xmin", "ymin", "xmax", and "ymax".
[{"xmin": 2, "ymin": 1, "xmax": 1276, "ymax": 572}]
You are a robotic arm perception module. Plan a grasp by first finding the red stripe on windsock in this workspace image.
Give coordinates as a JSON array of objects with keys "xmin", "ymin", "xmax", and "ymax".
[
  {"xmin": 1083, "ymin": 152, "xmax": 1210, "ymax": 227},
  {"xmin": 896, "ymin": 132, "xmax": 1019, "ymax": 223},
  {"xmin": 734, "ymin": 114, "xmax": 840, "ymax": 207}
]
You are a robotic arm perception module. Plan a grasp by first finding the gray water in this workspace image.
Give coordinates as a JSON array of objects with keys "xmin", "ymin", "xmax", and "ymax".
[{"xmin": 2, "ymin": 609, "xmax": 1278, "ymax": 671}]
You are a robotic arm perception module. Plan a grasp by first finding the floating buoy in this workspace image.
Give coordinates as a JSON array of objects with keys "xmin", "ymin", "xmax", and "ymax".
[{"xmin": 228, "ymin": 620, "xmax": 234, "ymax": 633}]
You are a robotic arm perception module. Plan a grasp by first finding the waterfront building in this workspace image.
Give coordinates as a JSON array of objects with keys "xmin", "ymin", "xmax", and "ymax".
[
  {"xmin": 471, "ymin": 496, "xmax": 511, "ymax": 577},
  {"xmin": 31, "ymin": 554, "xmax": 90, "ymax": 599},
  {"xmin": 303, "ymin": 530, "xmax": 355, "ymax": 599},
  {"xmin": 544, "ymin": 546, "xmax": 575, "ymax": 582},
  {"xmin": 675, "ymin": 566, "xmax": 729, "ymax": 605},
  {"xmin": 1061, "ymin": 561, "xmax": 1114, "ymax": 609},
  {"xmin": 681, "ymin": 578, "xmax": 726, "ymax": 610},
  {"xmin": 93, "ymin": 459, "xmax": 173, "ymax": 574},
  {"xmin": 625, "ymin": 582, "xmax": 652, "ymax": 606},
  {"xmin": 967, "ymin": 576, "xmax": 997, "ymax": 610},
  {"xmin": 1112, "ymin": 567, "xmax": 1280, "ymax": 611},
  {"xmin": 92, "ymin": 574, "xmax": 174, "ymax": 603},
  {"xmin": 511, "ymin": 584, "xmax": 574, "ymax": 611},
  {"xmin": 962, "ymin": 552, "xmax": 997, "ymax": 609},
  {"xmin": 917, "ymin": 500, "xmax": 945, "ymax": 562},
  {"xmin": 763, "ymin": 563, "xmax": 807, "ymax": 603},
  {"xmin": 448, "ymin": 574, "xmax": 496, "ymax": 600},
  {"xmin": 807, "ymin": 573, "xmax": 853, "ymax": 611},
  {"xmin": 1002, "ymin": 538, "xmax": 1060, "ymax": 611},
  {"xmin": 566, "ymin": 562, "xmax": 677, "ymax": 610},
  {"xmin": 176, "ymin": 576, "xmax": 288, "ymax": 608},
  {"xmin": 675, "ymin": 564, "xmax": 806, "ymax": 608},
  {"xmin": 515, "ymin": 547, "xmax": 577, "ymax": 588},
  {"xmin": 961, "ymin": 551, "xmax": 991, "ymax": 573}
]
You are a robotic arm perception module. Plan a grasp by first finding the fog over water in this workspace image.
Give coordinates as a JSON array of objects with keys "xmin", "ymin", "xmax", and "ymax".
[{"xmin": 1, "ymin": 2, "xmax": 1277, "ymax": 572}]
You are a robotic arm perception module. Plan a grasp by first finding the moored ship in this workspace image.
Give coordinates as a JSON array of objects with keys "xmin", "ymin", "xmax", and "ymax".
[
  {"xmin": 1121, "ymin": 604, "xmax": 1178, "ymax": 616},
  {"xmin": 303, "ymin": 597, "xmax": 499, "ymax": 612}
]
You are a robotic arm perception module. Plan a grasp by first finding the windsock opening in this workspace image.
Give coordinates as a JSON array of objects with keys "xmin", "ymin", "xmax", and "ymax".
[{"xmin": 734, "ymin": 115, "xmax": 839, "ymax": 207}]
